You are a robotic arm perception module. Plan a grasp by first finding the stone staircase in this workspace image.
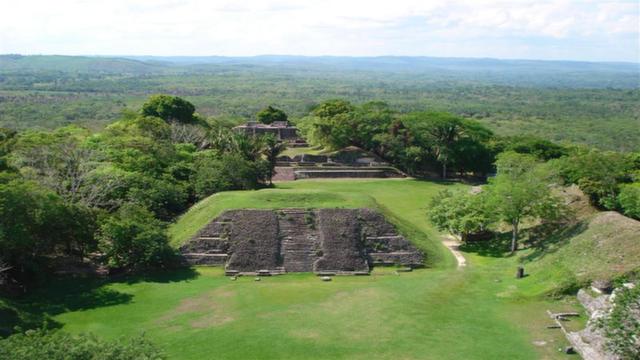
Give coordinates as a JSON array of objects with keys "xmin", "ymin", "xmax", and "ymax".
[
  {"xmin": 277, "ymin": 209, "xmax": 320, "ymax": 272},
  {"xmin": 180, "ymin": 221, "xmax": 232, "ymax": 265}
]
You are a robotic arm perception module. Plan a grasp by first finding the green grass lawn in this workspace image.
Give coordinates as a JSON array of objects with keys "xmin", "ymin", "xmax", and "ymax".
[{"xmin": 17, "ymin": 179, "xmax": 584, "ymax": 359}]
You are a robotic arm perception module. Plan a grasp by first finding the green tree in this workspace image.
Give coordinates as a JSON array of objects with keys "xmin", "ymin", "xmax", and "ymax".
[
  {"xmin": 141, "ymin": 94, "xmax": 196, "ymax": 124},
  {"xmin": 0, "ymin": 179, "xmax": 96, "ymax": 274},
  {"xmin": 553, "ymin": 149, "xmax": 633, "ymax": 209},
  {"xmin": 486, "ymin": 152, "xmax": 565, "ymax": 253},
  {"xmin": 261, "ymin": 134, "xmax": 287, "ymax": 185},
  {"xmin": 256, "ymin": 105, "xmax": 288, "ymax": 124},
  {"xmin": 0, "ymin": 128, "xmax": 16, "ymax": 171},
  {"xmin": 499, "ymin": 136, "xmax": 568, "ymax": 161},
  {"xmin": 428, "ymin": 189, "xmax": 495, "ymax": 240},
  {"xmin": 406, "ymin": 112, "xmax": 463, "ymax": 179},
  {"xmin": 404, "ymin": 112, "xmax": 492, "ymax": 179},
  {"xmin": 311, "ymin": 99, "xmax": 354, "ymax": 119},
  {"xmin": 98, "ymin": 204, "xmax": 173, "ymax": 270},
  {"xmin": 618, "ymin": 183, "xmax": 640, "ymax": 219},
  {"xmin": 193, "ymin": 152, "xmax": 268, "ymax": 199}
]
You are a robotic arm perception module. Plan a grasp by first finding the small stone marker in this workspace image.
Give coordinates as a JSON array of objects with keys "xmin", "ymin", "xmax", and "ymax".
[
  {"xmin": 225, "ymin": 270, "xmax": 239, "ymax": 277},
  {"xmin": 254, "ymin": 277, "xmax": 261, "ymax": 282},
  {"xmin": 321, "ymin": 276, "xmax": 332, "ymax": 282},
  {"xmin": 591, "ymin": 279, "xmax": 612, "ymax": 294},
  {"xmin": 516, "ymin": 266, "xmax": 525, "ymax": 279},
  {"xmin": 257, "ymin": 270, "xmax": 271, "ymax": 276}
]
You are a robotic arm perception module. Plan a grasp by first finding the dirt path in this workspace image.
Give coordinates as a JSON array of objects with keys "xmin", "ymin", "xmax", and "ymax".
[{"xmin": 442, "ymin": 235, "xmax": 466, "ymax": 268}]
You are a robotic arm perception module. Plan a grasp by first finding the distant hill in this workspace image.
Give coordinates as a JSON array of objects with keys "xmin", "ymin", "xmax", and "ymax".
[
  {"xmin": 2, "ymin": 54, "xmax": 638, "ymax": 88},
  {"xmin": 0, "ymin": 54, "xmax": 165, "ymax": 74},
  {"xmin": 0, "ymin": 54, "xmax": 638, "ymax": 151}
]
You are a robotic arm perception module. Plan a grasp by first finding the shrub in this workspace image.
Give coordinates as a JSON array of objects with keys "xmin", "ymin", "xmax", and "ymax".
[
  {"xmin": 597, "ymin": 284, "xmax": 640, "ymax": 359},
  {"xmin": 194, "ymin": 153, "xmax": 268, "ymax": 199},
  {"xmin": 0, "ymin": 328, "xmax": 165, "ymax": 360},
  {"xmin": 618, "ymin": 183, "xmax": 640, "ymax": 219},
  {"xmin": 428, "ymin": 189, "xmax": 495, "ymax": 240},
  {"xmin": 98, "ymin": 204, "xmax": 174, "ymax": 270}
]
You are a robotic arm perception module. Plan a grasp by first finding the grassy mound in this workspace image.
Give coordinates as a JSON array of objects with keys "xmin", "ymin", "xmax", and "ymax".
[
  {"xmin": 169, "ymin": 189, "xmax": 376, "ymax": 248},
  {"xmin": 170, "ymin": 179, "xmax": 457, "ymax": 268},
  {"xmin": 521, "ymin": 210, "xmax": 640, "ymax": 296},
  {"xmin": 464, "ymin": 186, "xmax": 640, "ymax": 297}
]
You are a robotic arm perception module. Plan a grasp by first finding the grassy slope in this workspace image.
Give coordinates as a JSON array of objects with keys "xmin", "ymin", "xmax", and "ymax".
[
  {"xmin": 13, "ymin": 179, "xmax": 583, "ymax": 360},
  {"xmin": 521, "ymin": 211, "xmax": 640, "ymax": 296}
]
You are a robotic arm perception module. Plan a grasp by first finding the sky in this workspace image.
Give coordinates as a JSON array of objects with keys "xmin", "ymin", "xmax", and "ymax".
[{"xmin": 0, "ymin": 0, "xmax": 638, "ymax": 62}]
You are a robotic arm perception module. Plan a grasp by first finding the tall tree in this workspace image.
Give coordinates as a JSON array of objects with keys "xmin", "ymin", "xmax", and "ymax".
[
  {"xmin": 404, "ymin": 112, "xmax": 467, "ymax": 179},
  {"xmin": 261, "ymin": 134, "xmax": 287, "ymax": 185},
  {"xmin": 141, "ymin": 95, "xmax": 196, "ymax": 124},
  {"xmin": 256, "ymin": 106, "xmax": 288, "ymax": 125},
  {"xmin": 486, "ymin": 152, "xmax": 565, "ymax": 253}
]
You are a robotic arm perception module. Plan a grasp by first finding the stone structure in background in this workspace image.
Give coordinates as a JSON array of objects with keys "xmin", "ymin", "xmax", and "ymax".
[
  {"xmin": 180, "ymin": 208, "xmax": 424, "ymax": 274},
  {"xmin": 233, "ymin": 121, "xmax": 308, "ymax": 147},
  {"xmin": 273, "ymin": 146, "xmax": 406, "ymax": 181}
]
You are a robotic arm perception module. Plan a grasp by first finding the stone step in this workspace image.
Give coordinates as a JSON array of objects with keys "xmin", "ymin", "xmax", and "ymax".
[
  {"xmin": 277, "ymin": 210, "xmax": 318, "ymax": 273},
  {"xmin": 182, "ymin": 253, "xmax": 229, "ymax": 266},
  {"xmin": 280, "ymin": 209, "xmax": 311, "ymax": 214},
  {"xmin": 366, "ymin": 235, "xmax": 403, "ymax": 240},
  {"xmin": 183, "ymin": 253, "xmax": 228, "ymax": 258}
]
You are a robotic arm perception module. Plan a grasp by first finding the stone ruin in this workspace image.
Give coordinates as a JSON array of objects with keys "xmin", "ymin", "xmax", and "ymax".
[
  {"xmin": 273, "ymin": 146, "xmax": 406, "ymax": 181},
  {"xmin": 233, "ymin": 121, "xmax": 308, "ymax": 147},
  {"xmin": 180, "ymin": 208, "xmax": 424, "ymax": 275}
]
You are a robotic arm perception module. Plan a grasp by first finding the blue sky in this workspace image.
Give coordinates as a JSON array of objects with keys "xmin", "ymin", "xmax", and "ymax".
[{"xmin": 1, "ymin": 0, "xmax": 638, "ymax": 62}]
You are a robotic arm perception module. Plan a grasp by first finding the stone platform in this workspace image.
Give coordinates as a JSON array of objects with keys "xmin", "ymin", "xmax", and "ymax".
[{"xmin": 180, "ymin": 208, "xmax": 424, "ymax": 274}]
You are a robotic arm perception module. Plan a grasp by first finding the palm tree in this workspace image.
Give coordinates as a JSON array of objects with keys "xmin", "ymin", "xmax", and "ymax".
[{"xmin": 261, "ymin": 134, "xmax": 287, "ymax": 184}]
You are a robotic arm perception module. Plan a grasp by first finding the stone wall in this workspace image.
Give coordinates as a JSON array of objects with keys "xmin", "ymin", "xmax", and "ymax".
[
  {"xmin": 314, "ymin": 209, "xmax": 369, "ymax": 272},
  {"xmin": 294, "ymin": 169, "xmax": 403, "ymax": 179},
  {"xmin": 180, "ymin": 208, "xmax": 424, "ymax": 274},
  {"xmin": 225, "ymin": 210, "xmax": 281, "ymax": 272}
]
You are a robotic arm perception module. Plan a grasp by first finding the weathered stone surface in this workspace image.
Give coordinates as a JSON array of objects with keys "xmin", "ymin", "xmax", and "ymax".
[
  {"xmin": 278, "ymin": 209, "xmax": 321, "ymax": 272},
  {"xmin": 294, "ymin": 169, "xmax": 403, "ymax": 179},
  {"xmin": 314, "ymin": 209, "xmax": 369, "ymax": 272},
  {"xmin": 225, "ymin": 210, "xmax": 280, "ymax": 272},
  {"xmin": 180, "ymin": 208, "xmax": 424, "ymax": 274},
  {"xmin": 567, "ymin": 289, "xmax": 620, "ymax": 360}
]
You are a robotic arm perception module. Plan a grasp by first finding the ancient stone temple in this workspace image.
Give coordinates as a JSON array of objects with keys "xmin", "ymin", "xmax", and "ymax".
[
  {"xmin": 180, "ymin": 208, "xmax": 424, "ymax": 275},
  {"xmin": 233, "ymin": 121, "xmax": 307, "ymax": 146}
]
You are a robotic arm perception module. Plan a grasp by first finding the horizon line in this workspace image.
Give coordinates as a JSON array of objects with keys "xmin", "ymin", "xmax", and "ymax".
[{"xmin": 3, "ymin": 53, "xmax": 639, "ymax": 65}]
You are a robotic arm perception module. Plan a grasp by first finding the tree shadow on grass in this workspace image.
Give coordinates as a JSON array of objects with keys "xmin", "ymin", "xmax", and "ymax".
[
  {"xmin": 459, "ymin": 221, "xmax": 589, "ymax": 261},
  {"xmin": 459, "ymin": 233, "xmax": 512, "ymax": 257},
  {"xmin": 112, "ymin": 267, "xmax": 199, "ymax": 285},
  {"xmin": 520, "ymin": 221, "xmax": 588, "ymax": 263},
  {"xmin": 1, "ymin": 267, "xmax": 199, "ymax": 337}
]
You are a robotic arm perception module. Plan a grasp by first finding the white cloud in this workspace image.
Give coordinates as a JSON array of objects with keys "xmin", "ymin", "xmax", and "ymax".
[{"xmin": 0, "ymin": 0, "xmax": 637, "ymax": 61}]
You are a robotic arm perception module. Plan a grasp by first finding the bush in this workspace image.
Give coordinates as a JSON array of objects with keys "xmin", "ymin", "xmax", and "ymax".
[
  {"xmin": 0, "ymin": 328, "xmax": 165, "ymax": 360},
  {"xmin": 98, "ymin": 204, "xmax": 174, "ymax": 270},
  {"xmin": 428, "ymin": 189, "xmax": 495, "ymax": 240},
  {"xmin": 618, "ymin": 183, "xmax": 640, "ymax": 219},
  {"xmin": 0, "ymin": 179, "xmax": 97, "ymax": 275},
  {"xmin": 256, "ymin": 105, "xmax": 287, "ymax": 124},
  {"xmin": 194, "ymin": 152, "xmax": 268, "ymax": 199},
  {"xmin": 553, "ymin": 150, "xmax": 633, "ymax": 210}
]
